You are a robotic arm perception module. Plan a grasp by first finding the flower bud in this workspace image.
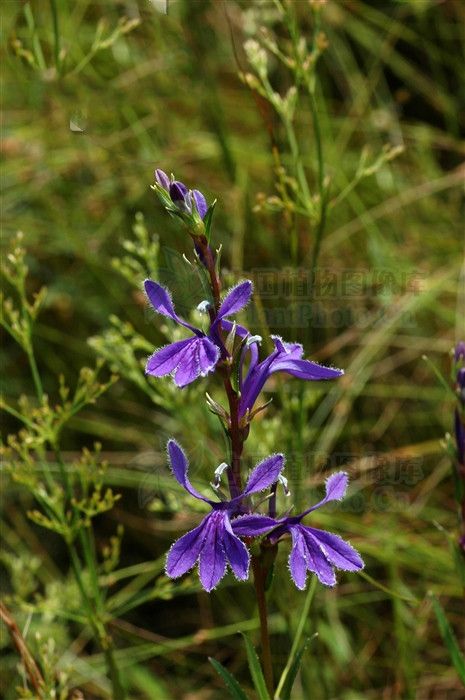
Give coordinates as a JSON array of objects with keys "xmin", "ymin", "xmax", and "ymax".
[
  {"xmin": 152, "ymin": 168, "xmax": 209, "ymax": 235},
  {"xmin": 155, "ymin": 168, "xmax": 170, "ymax": 191}
]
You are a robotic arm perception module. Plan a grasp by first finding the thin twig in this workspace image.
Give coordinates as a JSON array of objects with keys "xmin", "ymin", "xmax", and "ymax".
[{"xmin": 0, "ymin": 601, "xmax": 45, "ymax": 696}]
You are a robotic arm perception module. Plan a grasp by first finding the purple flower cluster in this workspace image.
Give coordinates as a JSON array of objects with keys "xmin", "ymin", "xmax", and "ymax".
[
  {"xmin": 165, "ymin": 441, "xmax": 363, "ymax": 591},
  {"xmin": 144, "ymin": 278, "xmax": 342, "ymax": 400},
  {"xmin": 165, "ymin": 441, "xmax": 283, "ymax": 591},
  {"xmin": 145, "ymin": 169, "xmax": 364, "ymax": 592}
]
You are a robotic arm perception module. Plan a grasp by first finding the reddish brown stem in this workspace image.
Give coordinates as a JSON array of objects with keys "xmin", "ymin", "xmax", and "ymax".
[
  {"xmin": 192, "ymin": 233, "xmax": 221, "ymax": 310},
  {"xmin": 0, "ymin": 601, "xmax": 45, "ymax": 695},
  {"xmin": 197, "ymin": 234, "xmax": 243, "ymax": 491},
  {"xmin": 224, "ymin": 376, "xmax": 244, "ymax": 495},
  {"xmin": 201, "ymin": 235, "xmax": 274, "ymax": 690}
]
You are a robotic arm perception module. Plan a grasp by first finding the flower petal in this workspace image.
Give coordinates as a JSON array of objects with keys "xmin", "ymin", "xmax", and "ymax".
[
  {"xmin": 303, "ymin": 472, "xmax": 349, "ymax": 515},
  {"xmin": 192, "ymin": 189, "xmax": 207, "ymax": 219},
  {"xmin": 289, "ymin": 528, "xmax": 308, "ymax": 590},
  {"xmin": 231, "ymin": 514, "xmax": 278, "ymax": 536},
  {"xmin": 271, "ymin": 336, "xmax": 304, "ymax": 359},
  {"xmin": 238, "ymin": 349, "xmax": 280, "ymax": 418},
  {"xmin": 238, "ymin": 337, "xmax": 262, "ymax": 391},
  {"xmin": 271, "ymin": 357, "xmax": 344, "ymax": 381},
  {"xmin": 198, "ymin": 513, "xmax": 227, "ymax": 591},
  {"xmin": 173, "ymin": 336, "xmax": 220, "ymax": 387},
  {"xmin": 242, "ymin": 453, "xmax": 285, "ymax": 496},
  {"xmin": 217, "ymin": 281, "xmax": 253, "ymax": 321},
  {"xmin": 144, "ymin": 280, "xmax": 198, "ymax": 333},
  {"xmin": 325, "ymin": 472, "xmax": 349, "ymax": 501},
  {"xmin": 144, "ymin": 280, "xmax": 177, "ymax": 319},
  {"xmin": 155, "ymin": 168, "xmax": 170, "ymax": 190},
  {"xmin": 146, "ymin": 338, "xmax": 195, "ymax": 377},
  {"xmin": 220, "ymin": 319, "xmax": 249, "ymax": 343},
  {"xmin": 165, "ymin": 519, "xmax": 208, "ymax": 578},
  {"xmin": 239, "ymin": 336, "xmax": 343, "ymax": 417},
  {"xmin": 300, "ymin": 527, "xmax": 336, "ymax": 587},
  {"xmin": 223, "ymin": 518, "xmax": 250, "ymax": 581},
  {"xmin": 197, "ymin": 336, "xmax": 221, "ymax": 375},
  {"xmin": 169, "ymin": 180, "xmax": 188, "ymax": 202},
  {"xmin": 305, "ymin": 527, "xmax": 364, "ymax": 572},
  {"xmin": 167, "ymin": 439, "xmax": 210, "ymax": 502}
]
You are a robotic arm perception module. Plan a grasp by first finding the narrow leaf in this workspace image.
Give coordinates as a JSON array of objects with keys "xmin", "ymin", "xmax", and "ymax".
[
  {"xmin": 275, "ymin": 577, "xmax": 317, "ymax": 699},
  {"xmin": 230, "ymin": 336, "xmax": 246, "ymax": 394},
  {"xmin": 280, "ymin": 636, "xmax": 315, "ymax": 700},
  {"xmin": 241, "ymin": 633, "xmax": 271, "ymax": 700},
  {"xmin": 209, "ymin": 658, "xmax": 250, "ymax": 700},
  {"xmin": 430, "ymin": 594, "xmax": 465, "ymax": 685},
  {"xmin": 204, "ymin": 199, "xmax": 217, "ymax": 243}
]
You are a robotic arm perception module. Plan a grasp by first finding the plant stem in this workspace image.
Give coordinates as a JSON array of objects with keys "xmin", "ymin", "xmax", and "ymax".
[
  {"xmin": 283, "ymin": 0, "xmax": 328, "ymax": 306},
  {"xmin": 223, "ymin": 376, "xmax": 243, "ymax": 495},
  {"xmin": 309, "ymin": 188, "xmax": 328, "ymax": 303},
  {"xmin": 49, "ymin": 0, "xmax": 60, "ymax": 74},
  {"xmin": 24, "ymin": 2, "xmax": 47, "ymax": 71},
  {"xmin": 201, "ymin": 235, "xmax": 274, "ymax": 689},
  {"xmin": 275, "ymin": 575, "xmax": 317, "ymax": 697},
  {"xmin": 284, "ymin": 117, "xmax": 312, "ymax": 206},
  {"xmin": 305, "ymin": 79, "xmax": 328, "ymax": 309},
  {"xmin": 195, "ymin": 234, "xmax": 221, "ymax": 311},
  {"xmin": 68, "ymin": 540, "xmax": 126, "ymax": 700},
  {"xmin": 252, "ymin": 555, "xmax": 274, "ymax": 697},
  {"xmin": 198, "ymin": 235, "xmax": 244, "ymax": 495},
  {"xmin": 27, "ymin": 346, "xmax": 44, "ymax": 402},
  {"xmin": 1, "ymin": 401, "xmax": 35, "ymax": 428},
  {"xmin": 0, "ymin": 602, "xmax": 45, "ymax": 696},
  {"xmin": 54, "ymin": 447, "xmax": 126, "ymax": 699}
]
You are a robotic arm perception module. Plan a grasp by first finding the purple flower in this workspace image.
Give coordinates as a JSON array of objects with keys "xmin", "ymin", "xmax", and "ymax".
[
  {"xmin": 165, "ymin": 440, "xmax": 285, "ymax": 591},
  {"xmin": 233, "ymin": 472, "xmax": 364, "ymax": 589},
  {"xmin": 454, "ymin": 341, "xmax": 465, "ymax": 363},
  {"xmin": 155, "ymin": 168, "xmax": 208, "ymax": 220},
  {"xmin": 238, "ymin": 336, "xmax": 344, "ymax": 418},
  {"xmin": 144, "ymin": 279, "xmax": 252, "ymax": 387}
]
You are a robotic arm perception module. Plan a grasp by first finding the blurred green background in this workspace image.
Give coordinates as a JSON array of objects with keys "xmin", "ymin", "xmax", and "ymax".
[{"xmin": 2, "ymin": 1, "xmax": 464, "ymax": 698}]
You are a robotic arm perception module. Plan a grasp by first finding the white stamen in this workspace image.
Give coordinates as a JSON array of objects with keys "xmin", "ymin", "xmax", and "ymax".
[
  {"xmin": 211, "ymin": 462, "xmax": 229, "ymax": 489},
  {"xmin": 246, "ymin": 334, "xmax": 262, "ymax": 347},
  {"xmin": 279, "ymin": 474, "xmax": 291, "ymax": 497},
  {"xmin": 197, "ymin": 300, "xmax": 211, "ymax": 314}
]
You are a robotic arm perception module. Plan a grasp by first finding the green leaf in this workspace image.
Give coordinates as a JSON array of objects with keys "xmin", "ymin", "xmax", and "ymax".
[
  {"xmin": 279, "ymin": 636, "xmax": 314, "ymax": 700},
  {"xmin": 209, "ymin": 657, "xmax": 250, "ymax": 700},
  {"xmin": 430, "ymin": 594, "xmax": 465, "ymax": 685},
  {"xmin": 229, "ymin": 336, "xmax": 246, "ymax": 394},
  {"xmin": 241, "ymin": 633, "xmax": 271, "ymax": 700},
  {"xmin": 422, "ymin": 354, "xmax": 456, "ymax": 397},
  {"xmin": 127, "ymin": 664, "xmax": 172, "ymax": 699},
  {"xmin": 204, "ymin": 198, "xmax": 217, "ymax": 243}
]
